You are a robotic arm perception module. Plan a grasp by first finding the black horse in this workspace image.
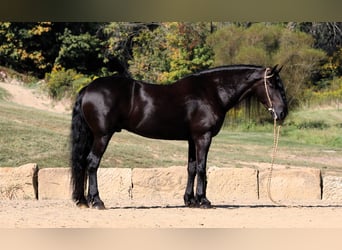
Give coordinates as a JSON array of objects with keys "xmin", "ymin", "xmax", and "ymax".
[{"xmin": 70, "ymin": 64, "xmax": 288, "ymax": 209}]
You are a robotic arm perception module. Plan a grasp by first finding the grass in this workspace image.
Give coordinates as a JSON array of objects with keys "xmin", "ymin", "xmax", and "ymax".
[
  {"xmin": 283, "ymin": 108, "xmax": 342, "ymax": 148},
  {"xmin": 0, "ymin": 86, "xmax": 10, "ymax": 100},
  {"xmin": 1, "ymin": 85, "xmax": 341, "ymax": 176}
]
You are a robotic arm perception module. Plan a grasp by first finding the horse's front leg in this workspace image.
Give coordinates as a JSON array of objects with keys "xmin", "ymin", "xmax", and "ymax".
[
  {"xmin": 86, "ymin": 134, "xmax": 112, "ymax": 209},
  {"xmin": 194, "ymin": 133, "xmax": 212, "ymax": 208},
  {"xmin": 184, "ymin": 139, "xmax": 197, "ymax": 207}
]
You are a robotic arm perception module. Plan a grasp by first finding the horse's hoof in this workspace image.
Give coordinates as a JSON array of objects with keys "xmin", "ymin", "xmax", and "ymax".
[
  {"xmin": 188, "ymin": 202, "xmax": 199, "ymax": 208},
  {"xmin": 184, "ymin": 198, "xmax": 198, "ymax": 208},
  {"xmin": 76, "ymin": 200, "xmax": 89, "ymax": 208},
  {"xmin": 93, "ymin": 204, "xmax": 106, "ymax": 210},
  {"xmin": 184, "ymin": 194, "xmax": 195, "ymax": 207},
  {"xmin": 200, "ymin": 202, "xmax": 212, "ymax": 209},
  {"xmin": 77, "ymin": 203, "xmax": 90, "ymax": 209},
  {"xmin": 199, "ymin": 198, "xmax": 212, "ymax": 209},
  {"xmin": 91, "ymin": 201, "xmax": 106, "ymax": 210}
]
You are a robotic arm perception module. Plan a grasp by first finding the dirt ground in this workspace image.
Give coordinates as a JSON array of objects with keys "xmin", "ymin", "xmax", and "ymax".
[
  {"xmin": 0, "ymin": 199, "xmax": 341, "ymax": 228},
  {"xmin": 1, "ymin": 81, "xmax": 342, "ymax": 228},
  {"xmin": 0, "ymin": 81, "xmax": 71, "ymax": 114}
]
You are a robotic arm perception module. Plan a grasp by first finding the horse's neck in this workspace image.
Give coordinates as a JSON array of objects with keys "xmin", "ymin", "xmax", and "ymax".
[{"xmin": 216, "ymin": 77, "xmax": 256, "ymax": 111}]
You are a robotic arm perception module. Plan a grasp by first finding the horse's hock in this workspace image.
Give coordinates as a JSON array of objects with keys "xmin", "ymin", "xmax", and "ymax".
[{"xmin": 1, "ymin": 164, "xmax": 341, "ymax": 205}]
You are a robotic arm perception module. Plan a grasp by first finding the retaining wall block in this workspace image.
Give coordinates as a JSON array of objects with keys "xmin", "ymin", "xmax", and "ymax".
[
  {"xmin": 38, "ymin": 168, "xmax": 71, "ymax": 200},
  {"xmin": 38, "ymin": 167, "xmax": 132, "ymax": 201},
  {"xmin": 258, "ymin": 167, "xmax": 322, "ymax": 202},
  {"xmin": 0, "ymin": 163, "xmax": 38, "ymax": 200},
  {"xmin": 131, "ymin": 166, "xmax": 187, "ymax": 204},
  {"xmin": 323, "ymin": 175, "xmax": 342, "ymax": 203},
  {"xmin": 207, "ymin": 167, "xmax": 259, "ymax": 203},
  {"xmin": 96, "ymin": 168, "xmax": 132, "ymax": 201}
]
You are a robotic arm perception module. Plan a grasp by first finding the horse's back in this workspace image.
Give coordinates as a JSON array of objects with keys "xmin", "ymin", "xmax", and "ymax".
[{"xmin": 85, "ymin": 75, "xmax": 132, "ymax": 91}]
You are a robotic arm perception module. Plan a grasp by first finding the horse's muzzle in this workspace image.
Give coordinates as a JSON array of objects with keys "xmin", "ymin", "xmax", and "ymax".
[{"xmin": 269, "ymin": 108, "xmax": 287, "ymax": 122}]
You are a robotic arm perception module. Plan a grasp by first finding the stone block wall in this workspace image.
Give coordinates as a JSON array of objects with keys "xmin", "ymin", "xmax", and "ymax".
[{"xmin": 1, "ymin": 164, "xmax": 341, "ymax": 206}]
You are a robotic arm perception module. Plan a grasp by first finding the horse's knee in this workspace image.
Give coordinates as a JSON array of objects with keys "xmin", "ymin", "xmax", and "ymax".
[
  {"xmin": 196, "ymin": 164, "xmax": 206, "ymax": 177},
  {"xmin": 187, "ymin": 161, "xmax": 196, "ymax": 175},
  {"xmin": 86, "ymin": 152, "xmax": 100, "ymax": 172}
]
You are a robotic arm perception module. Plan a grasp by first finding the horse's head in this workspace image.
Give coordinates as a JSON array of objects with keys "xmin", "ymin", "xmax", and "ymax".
[{"xmin": 253, "ymin": 65, "xmax": 288, "ymax": 122}]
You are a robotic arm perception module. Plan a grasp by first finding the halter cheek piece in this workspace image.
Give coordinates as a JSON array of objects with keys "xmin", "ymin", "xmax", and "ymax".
[{"xmin": 264, "ymin": 68, "xmax": 277, "ymax": 120}]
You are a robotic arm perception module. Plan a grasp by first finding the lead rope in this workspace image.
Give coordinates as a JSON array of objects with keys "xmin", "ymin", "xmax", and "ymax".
[
  {"xmin": 267, "ymin": 118, "xmax": 282, "ymax": 205},
  {"xmin": 263, "ymin": 68, "xmax": 283, "ymax": 206}
]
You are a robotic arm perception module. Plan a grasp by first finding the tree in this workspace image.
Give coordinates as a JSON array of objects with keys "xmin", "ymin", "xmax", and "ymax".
[
  {"xmin": 100, "ymin": 22, "xmax": 160, "ymax": 75},
  {"xmin": 296, "ymin": 22, "xmax": 342, "ymax": 56},
  {"xmin": 206, "ymin": 24, "xmax": 245, "ymax": 65},
  {"xmin": 54, "ymin": 28, "xmax": 103, "ymax": 75},
  {"xmin": 274, "ymin": 29, "xmax": 326, "ymax": 107},
  {"xmin": 128, "ymin": 22, "xmax": 214, "ymax": 83},
  {"xmin": 207, "ymin": 23, "xmax": 327, "ymax": 108},
  {"xmin": 128, "ymin": 24, "xmax": 169, "ymax": 82},
  {"xmin": 0, "ymin": 22, "xmax": 54, "ymax": 77},
  {"xmin": 0, "ymin": 22, "xmax": 108, "ymax": 78}
]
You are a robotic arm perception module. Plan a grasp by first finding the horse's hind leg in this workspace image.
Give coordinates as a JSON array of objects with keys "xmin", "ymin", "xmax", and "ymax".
[
  {"xmin": 184, "ymin": 139, "xmax": 197, "ymax": 207},
  {"xmin": 86, "ymin": 134, "xmax": 112, "ymax": 209},
  {"xmin": 194, "ymin": 133, "xmax": 212, "ymax": 208}
]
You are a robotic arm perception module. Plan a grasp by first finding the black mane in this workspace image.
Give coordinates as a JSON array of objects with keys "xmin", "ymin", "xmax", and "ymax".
[{"xmin": 193, "ymin": 64, "xmax": 264, "ymax": 76}]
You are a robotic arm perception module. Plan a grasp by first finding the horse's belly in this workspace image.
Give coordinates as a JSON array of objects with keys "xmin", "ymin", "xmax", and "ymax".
[{"xmin": 126, "ymin": 119, "xmax": 189, "ymax": 140}]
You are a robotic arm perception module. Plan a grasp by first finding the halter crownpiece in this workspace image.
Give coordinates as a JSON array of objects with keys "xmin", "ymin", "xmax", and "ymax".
[{"xmin": 264, "ymin": 68, "xmax": 277, "ymax": 120}]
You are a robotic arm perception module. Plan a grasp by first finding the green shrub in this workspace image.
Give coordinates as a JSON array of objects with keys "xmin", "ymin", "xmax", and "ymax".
[
  {"xmin": 45, "ymin": 67, "xmax": 91, "ymax": 99},
  {"xmin": 303, "ymin": 77, "xmax": 342, "ymax": 108}
]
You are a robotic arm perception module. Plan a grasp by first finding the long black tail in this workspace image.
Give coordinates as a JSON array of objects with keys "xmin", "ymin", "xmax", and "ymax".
[{"xmin": 70, "ymin": 87, "xmax": 93, "ymax": 202}]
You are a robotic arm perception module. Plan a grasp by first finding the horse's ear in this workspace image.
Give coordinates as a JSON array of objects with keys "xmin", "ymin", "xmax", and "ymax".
[
  {"xmin": 271, "ymin": 64, "xmax": 279, "ymax": 74},
  {"xmin": 271, "ymin": 64, "xmax": 283, "ymax": 74},
  {"xmin": 277, "ymin": 65, "xmax": 283, "ymax": 73}
]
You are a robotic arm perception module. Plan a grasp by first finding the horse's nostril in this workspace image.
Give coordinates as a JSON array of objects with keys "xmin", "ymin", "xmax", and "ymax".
[{"xmin": 279, "ymin": 111, "xmax": 285, "ymax": 120}]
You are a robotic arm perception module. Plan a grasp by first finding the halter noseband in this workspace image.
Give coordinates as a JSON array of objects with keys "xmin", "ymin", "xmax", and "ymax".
[{"xmin": 264, "ymin": 68, "xmax": 277, "ymax": 120}]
